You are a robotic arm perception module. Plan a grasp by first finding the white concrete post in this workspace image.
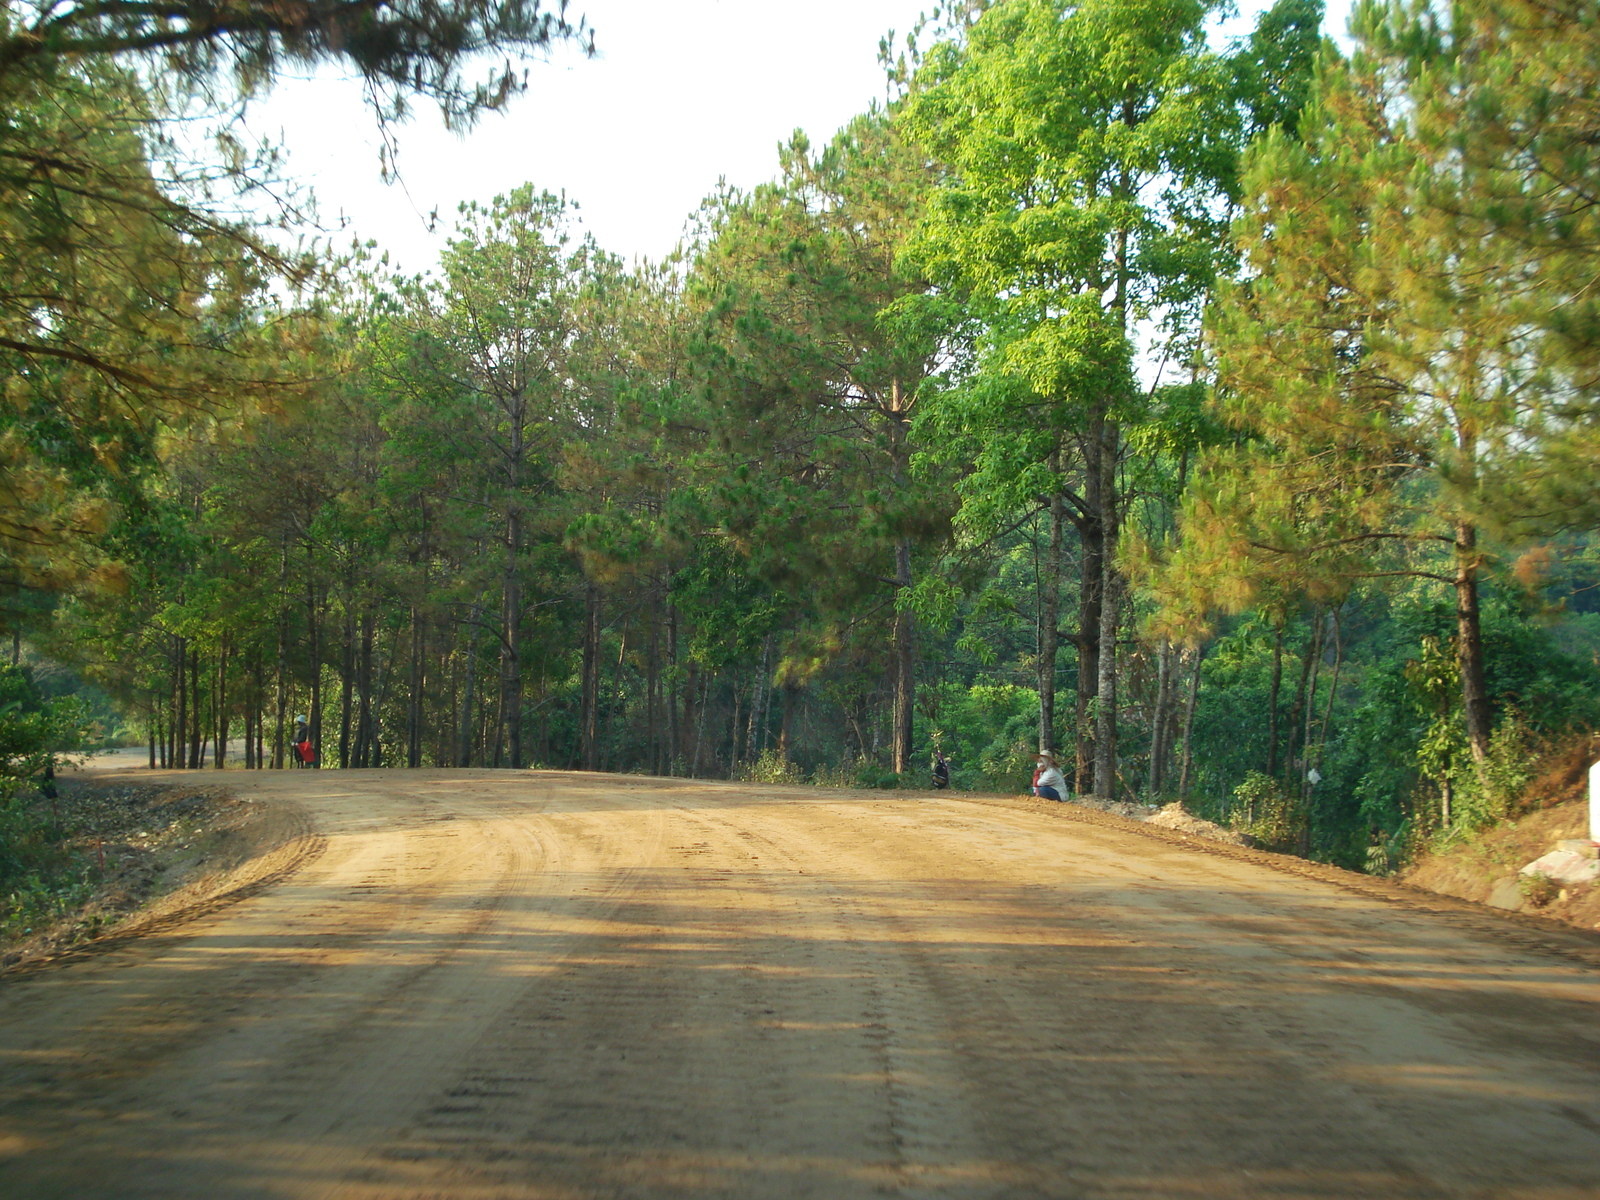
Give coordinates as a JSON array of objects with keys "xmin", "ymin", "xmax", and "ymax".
[{"xmin": 1590, "ymin": 759, "xmax": 1600, "ymax": 845}]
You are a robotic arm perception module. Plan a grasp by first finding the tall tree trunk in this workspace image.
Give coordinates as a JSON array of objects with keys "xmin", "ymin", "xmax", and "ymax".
[
  {"xmin": 148, "ymin": 699, "xmax": 157, "ymax": 770},
  {"xmin": 666, "ymin": 602, "xmax": 680, "ymax": 773},
  {"xmin": 604, "ymin": 617, "xmax": 631, "ymax": 773},
  {"xmin": 1092, "ymin": 419, "xmax": 1120, "ymax": 798},
  {"xmin": 646, "ymin": 600, "xmax": 661, "ymax": 774},
  {"xmin": 580, "ymin": 583, "xmax": 601, "ymax": 771},
  {"xmin": 750, "ymin": 635, "xmax": 773, "ymax": 764},
  {"xmin": 1316, "ymin": 605, "xmax": 1345, "ymax": 769},
  {"xmin": 251, "ymin": 652, "xmax": 265, "ymax": 769},
  {"xmin": 254, "ymin": 652, "xmax": 265, "ymax": 771},
  {"xmin": 307, "ymin": 579, "xmax": 322, "ymax": 769},
  {"xmin": 458, "ymin": 605, "xmax": 481, "ymax": 768},
  {"xmin": 885, "ymin": 379, "xmax": 917, "ymax": 776},
  {"xmin": 214, "ymin": 641, "xmax": 229, "ymax": 769},
  {"xmin": 1299, "ymin": 613, "xmax": 1327, "ymax": 804},
  {"xmin": 371, "ymin": 623, "xmax": 399, "ymax": 769},
  {"xmin": 273, "ymin": 607, "xmax": 288, "ymax": 770},
  {"xmin": 690, "ymin": 669, "xmax": 711, "ymax": 778},
  {"xmin": 354, "ymin": 611, "xmax": 374, "ymax": 768},
  {"xmin": 892, "ymin": 537, "xmax": 915, "ymax": 775},
  {"xmin": 407, "ymin": 604, "xmax": 425, "ymax": 768},
  {"xmin": 1266, "ymin": 620, "xmax": 1285, "ymax": 778},
  {"xmin": 499, "ymin": 393, "xmax": 528, "ymax": 769},
  {"xmin": 1285, "ymin": 612, "xmax": 1322, "ymax": 789},
  {"xmin": 1038, "ymin": 491, "xmax": 1064, "ymax": 757},
  {"xmin": 1455, "ymin": 522, "xmax": 1492, "ymax": 762},
  {"xmin": 680, "ymin": 660, "xmax": 700, "ymax": 772},
  {"xmin": 1149, "ymin": 640, "xmax": 1172, "ymax": 796},
  {"xmin": 339, "ymin": 606, "xmax": 354, "ymax": 770},
  {"xmin": 501, "ymin": 548, "xmax": 523, "ymax": 770},
  {"xmin": 189, "ymin": 647, "xmax": 203, "ymax": 769},
  {"xmin": 778, "ymin": 682, "xmax": 798, "ymax": 759},
  {"xmin": 1178, "ymin": 644, "xmax": 1206, "ymax": 799},
  {"xmin": 173, "ymin": 636, "xmax": 186, "ymax": 771},
  {"xmin": 1074, "ymin": 433, "xmax": 1105, "ymax": 794}
]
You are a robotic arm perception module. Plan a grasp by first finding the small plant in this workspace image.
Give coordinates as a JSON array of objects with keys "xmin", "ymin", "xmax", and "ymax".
[{"xmin": 1519, "ymin": 872, "xmax": 1560, "ymax": 908}]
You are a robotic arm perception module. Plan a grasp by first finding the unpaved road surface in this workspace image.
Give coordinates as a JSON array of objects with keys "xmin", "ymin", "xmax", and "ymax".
[{"xmin": 2, "ymin": 770, "xmax": 1598, "ymax": 1199}]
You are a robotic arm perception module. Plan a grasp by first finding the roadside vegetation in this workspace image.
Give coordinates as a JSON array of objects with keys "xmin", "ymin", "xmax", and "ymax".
[{"xmin": 2, "ymin": 0, "xmax": 1598, "ymax": 882}]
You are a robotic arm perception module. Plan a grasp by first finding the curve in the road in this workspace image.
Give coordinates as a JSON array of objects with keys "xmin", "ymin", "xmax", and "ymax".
[{"xmin": 0, "ymin": 768, "xmax": 1596, "ymax": 1200}]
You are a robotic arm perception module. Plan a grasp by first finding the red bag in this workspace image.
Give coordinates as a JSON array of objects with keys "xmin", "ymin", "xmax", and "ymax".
[{"xmin": 296, "ymin": 740, "xmax": 314, "ymax": 764}]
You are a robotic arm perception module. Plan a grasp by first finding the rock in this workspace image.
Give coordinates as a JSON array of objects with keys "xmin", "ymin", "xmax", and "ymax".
[
  {"xmin": 1488, "ymin": 877, "xmax": 1524, "ymax": 910},
  {"xmin": 1555, "ymin": 839, "xmax": 1599, "ymax": 860},
  {"xmin": 1518, "ymin": 849, "xmax": 1600, "ymax": 886}
]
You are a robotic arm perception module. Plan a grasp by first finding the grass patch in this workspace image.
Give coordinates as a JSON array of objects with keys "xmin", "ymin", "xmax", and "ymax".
[{"xmin": 0, "ymin": 792, "xmax": 101, "ymax": 940}]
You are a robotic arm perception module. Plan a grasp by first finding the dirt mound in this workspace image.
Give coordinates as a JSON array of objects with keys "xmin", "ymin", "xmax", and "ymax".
[
  {"xmin": 1063, "ymin": 794, "xmax": 1254, "ymax": 847},
  {"xmin": 1403, "ymin": 797, "xmax": 1600, "ymax": 932},
  {"xmin": 1069, "ymin": 793, "xmax": 1158, "ymax": 820},
  {"xmin": 1145, "ymin": 802, "xmax": 1255, "ymax": 847},
  {"xmin": 1514, "ymin": 732, "xmax": 1600, "ymax": 815}
]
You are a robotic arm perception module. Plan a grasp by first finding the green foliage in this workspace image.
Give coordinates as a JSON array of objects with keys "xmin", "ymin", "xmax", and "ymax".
[
  {"xmin": 0, "ymin": 665, "xmax": 96, "ymax": 938},
  {"xmin": 808, "ymin": 758, "xmax": 865, "ymax": 789},
  {"xmin": 736, "ymin": 749, "xmax": 803, "ymax": 786},
  {"xmin": 0, "ymin": 2, "xmax": 591, "ymax": 131},
  {"xmin": 0, "ymin": 803, "xmax": 98, "ymax": 941},
  {"xmin": 1453, "ymin": 718, "xmax": 1538, "ymax": 836},
  {"xmin": 1405, "ymin": 635, "xmax": 1469, "ymax": 803},
  {"xmin": 1230, "ymin": 770, "xmax": 1306, "ymax": 854},
  {"xmin": 0, "ymin": 664, "xmax": 88, "ymax": 801}
]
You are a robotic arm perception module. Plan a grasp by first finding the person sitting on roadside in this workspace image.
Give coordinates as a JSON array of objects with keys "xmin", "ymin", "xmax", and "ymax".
[{"xmin": 1031, "ymin": 751, "xmax": 1067, "ymax": 801}]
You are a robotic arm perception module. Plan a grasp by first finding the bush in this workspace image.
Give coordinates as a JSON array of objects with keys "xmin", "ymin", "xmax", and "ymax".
[
  {"xmin": 1230, "ymin": 771, "xmax": 1308, "ymax": 854},
  {"xmin": 736, "ymin": 749, "xmax": 803, "ymax": 785},
  {"xmin": 1450, "ymin": 716, "xmax": 1538, "ymax": 834},
  {"xmin": 810, "ymin": 758, "xmax": 868, "ymax": 788},
  {"xmin": 0, "ymin": 795, "xmax": 97, "ymax": 940},
  {"xmin": 0, "ymin": 664, "xmax": 89, "ymax": 805}
]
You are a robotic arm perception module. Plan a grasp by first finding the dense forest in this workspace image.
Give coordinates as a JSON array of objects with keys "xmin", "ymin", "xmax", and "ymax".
[{"xmin": 3, "ymin": 0, "xmax": 1598, "ymax": 878}]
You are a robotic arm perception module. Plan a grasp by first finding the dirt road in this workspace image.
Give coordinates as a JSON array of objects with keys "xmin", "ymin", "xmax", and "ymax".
[{"xmin": 2, "ymin": 769, "xmax": 1598, "ymax": 1199}]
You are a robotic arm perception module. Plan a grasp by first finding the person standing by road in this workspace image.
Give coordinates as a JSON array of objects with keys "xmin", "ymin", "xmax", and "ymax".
[
  {"xmin": 293, "ymin": 715, "xmax": 314, "ymax": 769},
  {"xmin": 1031, "ymin": 751, "xmax": 1067, "ymax": 801}
]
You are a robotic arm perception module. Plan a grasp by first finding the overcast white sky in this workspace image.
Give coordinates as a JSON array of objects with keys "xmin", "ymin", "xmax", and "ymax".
[{"xmin": 249, "ymin": 0, "xmax": 1357, "ymax": 274}]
